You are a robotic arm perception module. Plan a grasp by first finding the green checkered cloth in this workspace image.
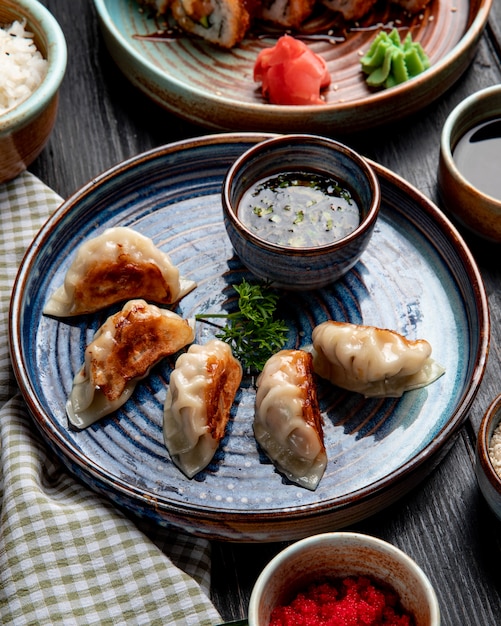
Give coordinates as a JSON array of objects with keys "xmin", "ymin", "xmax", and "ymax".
[{"xmin": 0, "ymin": 172, "xmax": 223, "ymax": 625}]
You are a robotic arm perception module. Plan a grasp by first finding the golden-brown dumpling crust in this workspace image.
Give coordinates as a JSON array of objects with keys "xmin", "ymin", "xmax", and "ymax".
[
  {"xmin": 254, "ymin": 349, "xmax": 327, "ymax": 490},
  {"xmin": 204, "ymin": 351, "xmax": 244, "ymax": 443},
  {"xmin": 288, "ymin": 350, "xmax": 324, "ymax": 447},
  {"xmin": 90, "ymin": 300, "xmax": 194, "ymax": 402},
  {"xmin": 43, "ymin": 228, "xmax": 196, "ymax": 317},
  {"xmin": 74, "ymin": 254, "xmax": 175, "ymax": 313},
  {"xmin": 163, "ymin": 339, "xmax": 243, "ymax": 478}
]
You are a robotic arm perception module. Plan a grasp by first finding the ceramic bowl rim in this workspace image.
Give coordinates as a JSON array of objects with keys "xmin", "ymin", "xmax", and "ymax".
[
  {"xmin": 222, "ymin": 134, "xmax": 381, "ymax": 256},
  {"xmin": 0, "ymin": 0, "xmax": 67, "ymax": 132},
  {"xmin": 248, "ymin": 531, "xmax": 440, "ymax": 625},
  {"xmin": 477, "ymin": 393, "xmax": 501, "ymax": 494},
  {"xmin": 439, "ymin": 84, "xmax": 501, "ymax": 206}
]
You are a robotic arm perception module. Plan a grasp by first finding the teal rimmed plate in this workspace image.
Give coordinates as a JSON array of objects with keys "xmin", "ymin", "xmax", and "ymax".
[
  {"xmin": 9, "ymin": 133, "xmax": 489, "ymax": 542},
  {"xmin": 92, "ymin": 0, "xmax": 492, "ymax": 133}
]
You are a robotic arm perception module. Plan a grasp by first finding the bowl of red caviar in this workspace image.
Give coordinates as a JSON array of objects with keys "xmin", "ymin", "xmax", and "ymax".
[{"xmin": 248, "ymin": 532, "xmax": 440, "ymax": 626}]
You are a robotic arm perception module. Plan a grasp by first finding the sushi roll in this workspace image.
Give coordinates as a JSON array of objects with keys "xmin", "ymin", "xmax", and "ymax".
[
  {"xmin": 137, "ymin": 0, "xmax": 171, "ymax": 14},
  {"xmin": 170, "ymin": 0, "xmax": 254, "ymax": 48},
  {"xmin": 391, "ymin": 0, "xmax": 432, "ymax": 13},
  {"xmin": 320, "ymin": 0, "xmax": 377, "ymax": 21},
  {"xmin": 257, "ymin": 0, "xmax": 316, "ymax": 28}
]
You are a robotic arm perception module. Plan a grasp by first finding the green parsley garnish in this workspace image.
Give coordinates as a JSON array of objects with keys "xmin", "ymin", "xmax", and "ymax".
[{"xmin": 195, "ymin": 279, "xmax": 289, "ymax": 371}]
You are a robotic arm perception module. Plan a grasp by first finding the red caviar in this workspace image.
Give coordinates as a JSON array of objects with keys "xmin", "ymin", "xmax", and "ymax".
[{"xmin": 269, "ymin": 576, "xmax": 415, "ymax": 626}]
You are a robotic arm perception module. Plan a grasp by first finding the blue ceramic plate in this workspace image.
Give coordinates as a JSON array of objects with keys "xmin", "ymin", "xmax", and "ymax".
[
  {"xmin": 10, "ymin": 133, "xmax": 489, "ymax": 542},
  {"xmin": 92, "ymin": 0, "xmax": 491, "ymax": 133}
]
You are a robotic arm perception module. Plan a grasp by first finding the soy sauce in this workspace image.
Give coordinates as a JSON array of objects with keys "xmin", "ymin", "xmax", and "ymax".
[{"xmin": 453, "ymin": 118, "xmax": 501, "ymax": 200}]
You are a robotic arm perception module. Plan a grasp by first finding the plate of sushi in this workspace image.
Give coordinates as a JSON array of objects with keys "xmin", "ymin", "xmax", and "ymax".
[
  {"xmin": 92, "ymin": 0, "xmax": 491, "ymax": 133},
  {"xmin": 10, "ymin": 133, "xmax": 489, "ymax": 542}
]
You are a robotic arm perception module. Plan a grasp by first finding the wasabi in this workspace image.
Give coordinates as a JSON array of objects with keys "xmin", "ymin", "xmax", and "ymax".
[{"xmin": 360, "ymin": 28, "xmax": 430, "ymax": 88}]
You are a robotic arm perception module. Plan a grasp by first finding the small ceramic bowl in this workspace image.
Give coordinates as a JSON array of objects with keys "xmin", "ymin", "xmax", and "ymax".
[
  {"xmin": 438, "ymin": 85, "xmax": 501, "ymax": 242},
  {"xmin": 222, "ymin": 134, "xmax": 381, "ymax": 290},
  {"xmin": 248, "ymin": 531, "xmax": 440, "ymax": 626},
  {"xmin": 475, "ymin": 394, "xmax": 501, "ymax": 520},
  {"xmin": 0, "ymin": 0, "xmax": 67, "ymax": 184}
]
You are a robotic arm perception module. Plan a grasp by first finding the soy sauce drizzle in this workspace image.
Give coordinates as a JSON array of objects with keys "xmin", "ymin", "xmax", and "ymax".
[{"xmin": 133, "ymin": 4, "xmax": 419, "ymax": 46}]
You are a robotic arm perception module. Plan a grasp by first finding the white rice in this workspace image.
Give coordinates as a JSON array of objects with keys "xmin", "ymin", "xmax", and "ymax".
[{"xmin": 0, "ymin": 20, "xmax": 48, "ymax": 115}]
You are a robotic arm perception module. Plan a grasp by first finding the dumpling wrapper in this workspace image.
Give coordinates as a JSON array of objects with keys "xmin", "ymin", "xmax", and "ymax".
[
  {"xmin": 312, "ymin": 320, "xmax": 445, "ymax": 398},
  {"xmin": 43, "ymin": 226, "xmax": 196, "ymax": 317},
  {"xmin": 254, "ymin": 349, "xmax": 326, "ymax": 491},
  {"xmin": 66, "ymin": 299, "xmax": 195, "ymax": 429},
  {"xmin": 163, "ymin": 339, "xmax": 243, "ymax": 479}
]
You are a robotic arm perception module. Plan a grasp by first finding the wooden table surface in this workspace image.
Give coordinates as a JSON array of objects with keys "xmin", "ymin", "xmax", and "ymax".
[{"xmin": 33, "ymin": 1, "xmax": 501, "ymax": 623}]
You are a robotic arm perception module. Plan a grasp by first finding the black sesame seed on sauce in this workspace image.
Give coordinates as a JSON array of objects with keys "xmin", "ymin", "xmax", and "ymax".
[{"xmin": 238, "ymin": 171, "xmax": 361, "ymax": 248}]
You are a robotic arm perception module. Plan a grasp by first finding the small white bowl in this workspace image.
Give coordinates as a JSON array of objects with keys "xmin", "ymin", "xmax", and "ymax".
[
  {"xmin": 248, "ymin": 532, "xmax": 440, "ymax": 626},
  {"xmin": 0, "ymin": 0, "xmax": 67, "ymax": 183}
]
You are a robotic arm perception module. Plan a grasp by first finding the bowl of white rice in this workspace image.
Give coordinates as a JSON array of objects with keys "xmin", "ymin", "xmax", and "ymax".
[{"xmin": 0, "ymin": 0, "xmax": 66, "ymax": 183}]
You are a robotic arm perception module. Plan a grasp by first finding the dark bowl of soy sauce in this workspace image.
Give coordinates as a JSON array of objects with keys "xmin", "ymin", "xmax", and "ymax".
[
  {"xmin": 222, "ymin": 134, "xmax": 381, "ymax": 290},
  {"xmin": 438, "ymin": 85, "xmax": 501, "ymax": 243}
]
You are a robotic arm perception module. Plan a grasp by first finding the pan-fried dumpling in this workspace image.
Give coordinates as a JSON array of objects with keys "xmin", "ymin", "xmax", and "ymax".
[
  {"xmin": 163, "ymin": 339, "xmax": 243, "ymax": 478},
  {"xmin": 43, "ymin": 227, "xmax": 196, "ymax": 317},
  {"xmin": 312, "ymin": 320, "xmax": 445, "ymax": 398},
  {"xmin": 254, "ymin": 349, "xmax": 326, "ymax": 491},
  {"xmin": 66, "ymin": 299, "xmax": 195, "ymax": 429}
]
